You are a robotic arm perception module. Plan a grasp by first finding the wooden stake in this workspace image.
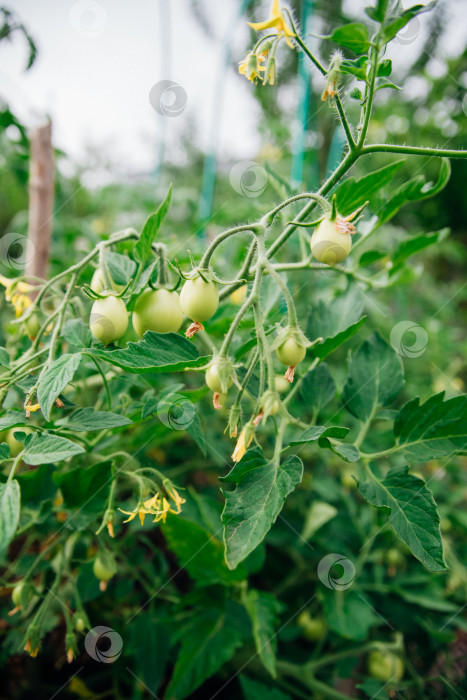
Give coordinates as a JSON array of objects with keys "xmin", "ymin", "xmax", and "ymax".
[{"xmin": 25, "ymin": 122, "xmax": 54, "ymax": 282}]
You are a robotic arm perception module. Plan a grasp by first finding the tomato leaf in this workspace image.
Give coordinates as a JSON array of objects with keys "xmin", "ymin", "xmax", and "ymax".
[
  {"xmin": 0, "ymin": 410, "xmax": 27, "ymax": 431},
  {"xmin": 23, "ymin": 432, "xmax": 85, "ymax": 465},
  {"xmin": 301, "ymin": 363, "xmax": 336, "ymax": 416},
  {"xmin": 162, "ymin": 514, "xmax": 246, "ymax": 586},
  {"xmin": 342, "ymin": 332, "xmax": 404, "ymax": 422},
  {"xmin": 56, "ymin": 408, "xmax": 132, "ymax": 432},
  {"xmin": 134, "ymin": 184, "xmax": 172, "ymax": 264},
  {"xmin": 244, "ymin": 589, "xmax": 280, "ymax": 678},
  {"xmin": 105, "ymin": 251, "xmax": 136, "ymax": 284},
  {"xmin": 378, "ymin": 158, "xmax": 451, "ymax": 226},
  {"xmin": 308, "ymin": 287, "xmax": 367, "ymax": 360},
  {"xmin": 221, "ymin": 448, "xmax": 303, "ymax": 569},
  {"xmin": 321, "ymin": 589, "xmax": 379, "ymax": 640},
  {"xmin": 390, "ymin": 228, "xmax": 449, "ymax": 276},
  {"xmin": 327, "ymin": 23, "xmax": 371, "ymax": 54},
  {"xmin": 289, "ymin": 425, "xmax": 350, "ymax": 446},
  {"xmin": 37, "ymin": 353, "xmax": 82, "ymax": 421},
  {"xmin": 90, "ymin": 331, "xmax": 210, "ymax": 373},
  {"xmin": 0, "ymin": 346, "xmax": 10, "ymax": 368},
  {"xmin": 394, "ymin": 392, "xmax": 467, "ymax": 462},
  {"xmin": 165, "ymin": 603, "xmax": 244, "ymax": 700},
  {"xmin": 0, "ymin": 480, "xmax": 20, "ymax": 556},
  {"xmin": 336, "ymin": 159, "xmax": 405, "ymax": 216},
  {"xmin": 62, "ymin": 318, "xmax": 92, "ymax": 348},
  {"xmin": 381, "ymin": 2, "xmax": 437, "ymax": 44},
  {"xmin": 358, "ymin": 465, "xmax": 446, "ymax": 571}
]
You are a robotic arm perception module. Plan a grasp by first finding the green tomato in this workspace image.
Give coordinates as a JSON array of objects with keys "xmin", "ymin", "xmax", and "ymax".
[
  {"xmin": 12, "ymin": 581, "xmax": 26, "ymax": 607},
  {"xmin": 310, "ymin": 218, "xmax": 352, "ymax": 265},
  {"xmin": 180, "ymin": 277, "xmax": 219, "ymax": 322},
  {"xmin": 90, "ymin": 295, "xmax": 128, "ymax": 344},
  {"xmin": 340, "ymin": 468, "xmax": 357, "ymax": 490},
  {"xmin": 274, "ymin": 374, "xmax": 290, "ymax": 394},
  {"xmin": 269, "ymin": 398, "xmax": 280, "ymax": 415},
  {"xmin": 6, "ymin": 427, "xmax": 33, "ymax": 458},
  {"xmin": 385, "ymin": 548, "xmax": 405, "ymax": 567},
  {"xmin": 276, "ymin": 337, "xmax": 306, "ymax": 367},
  {"xmin": 93, "ymin": 555, "xmax": 116, "ymax": 582},
  {"xmin": 74, "ymin": 616, "xmax": 86, "ymax": 632},
  {"xmin": 368, "ymin": 650, "xmax": 404, "ymax": 682},
  {"xmin": 132, "ymin": 288, "xmax": 183, "ymax": 336},
  {"xmin": 205, "ymin": 363, "xmax": 233, "ymax": 393},
  {"xmin": 24, "ymin": 312, "xmax": 41, "ymax": 339},
  {"xmin": 297, "ymin": 611, "xmax": 327, "ymax": 641},
  {"xmin": 90, "ymin": 268, "xmax": 124, "ymax": 294}
]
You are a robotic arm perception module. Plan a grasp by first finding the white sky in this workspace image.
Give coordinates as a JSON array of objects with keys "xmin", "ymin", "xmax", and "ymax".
[{"xmin": 1, "ymin": 0, "xmax": 466, "ymax": 180}]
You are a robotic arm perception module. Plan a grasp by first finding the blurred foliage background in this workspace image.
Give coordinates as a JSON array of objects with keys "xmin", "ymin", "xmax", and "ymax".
[{"xmin": 1, "ymin": 1, "xmax": 467, "ymax": 699}]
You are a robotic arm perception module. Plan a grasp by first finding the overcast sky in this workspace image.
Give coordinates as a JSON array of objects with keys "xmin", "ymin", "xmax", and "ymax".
[{"xmin": 1, "ymin": 0, "xmax": 466, "ymax": 181}]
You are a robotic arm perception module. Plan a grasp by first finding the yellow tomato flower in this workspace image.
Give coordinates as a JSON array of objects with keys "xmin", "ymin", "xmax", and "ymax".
[
  {"xmin": 239, "ymin": 52, "xmax": 265, "ymax": 83},
  {"xmin": 248, "ymin": 0, "xmax": 295, "ymax": 48},
  {"xmin": 232, "ymin": 423, "xmax": 254, "ymax": 462},
  {"xmin": 119, "ymin": 485, "xmax": 186, "ymax": 527},
  {"xmin": 0, "ymin": 275, "xmax": 34, "ymax": 318}
]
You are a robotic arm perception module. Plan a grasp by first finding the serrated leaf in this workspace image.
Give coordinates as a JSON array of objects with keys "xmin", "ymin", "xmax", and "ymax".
[
  {"xmin": 0, "ymin": 346, "xmax": 10, "ymax": 368},
  {"xmin": 327, "ymin": 23, "xmax": 370, "ymax": 54},
  {"xmin": 162, "ymin": 514, "xmax": 246, "ymax": 586},
  {"xmin": 321, "ymin": 589, "xmax": 378, "ymax": 640},
  {"xmin": 0, "ymin": 443, "xmax": 9, "ymax": 460},
  {"xmin": 394, "ymin": 392, "xmax": 467, "ymax": 462},
  {"xmin": 0, "ymin": 410, "xmax": 27, "ymax": 431},
  {"xmin": 221, "ymin": 448, "xmax": 303, "ymax": 569},
  {"xmin": 308, "ymin": 287, "xmax": 367, "ymax": 360},
  {"xmin": 336, "ymin": 160, "xmax": 405, "ymax": 216},
  {"xmin": 359, "ymin": 465, "xmax": 446, "ymax": 571},
  {"xmin": 62, "ymin": 318, "xmax": 92, "ymax": 348},
  {"xmin": 244, "ymin": 590, "xmax": 280, "ymax": 678},
  {"xmin": 289, "ymin": 425, "xmax": 350, "ymax": 446},
  {"xmin": 90, "ymin": 331, "xmax": 209, "ymax": 373},
  {"xmin": 381, "ymin": 1, "xmax": 437, "ymax": 43},
  {"xmin": 105, "ymin": 251, "xmax": 136, "ymax": 285},
  {"xmin": 165, "ymin": 605, "xmax": 243, "ymax": 700},
  {"xmin": 301, "ymin": 363, "xmax": 336, "ymax": 416},
  {"xmin": 0, "ymin": 480, "xmax": 20, "ymax": 556},
  {"xmin": 319, "ymin": 440, "xmax": 360, "ymax": 462},
  {"xmin": 390, "ymin": 228, "xmax": 449, "ymax": 275},
  {"xmin": 37, "ymin": 354, "xmax": 82, "ymax": 420},
  {"xmin": 57, "ymin": 408, "xmax": 132, "ymax": 432},
  {"xmin": 343, "ymin": 332, "xmax": 404, "ymax": 421},
  {"xmin": 23, "ymin": 432, "xmax": 85, "ymax": 465},
  {"xmin": 134, "ymin": 185, "xmax": 172, "ymax": 264},
  {"xmin": 378, "ymin": 158, "xmax": 451, "ymax": 226}
]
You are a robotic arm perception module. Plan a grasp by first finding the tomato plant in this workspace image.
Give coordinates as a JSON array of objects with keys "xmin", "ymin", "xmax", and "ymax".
[{"xmin": 1, "ymin": 2, "xmax": 467, "ymax": 699}]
